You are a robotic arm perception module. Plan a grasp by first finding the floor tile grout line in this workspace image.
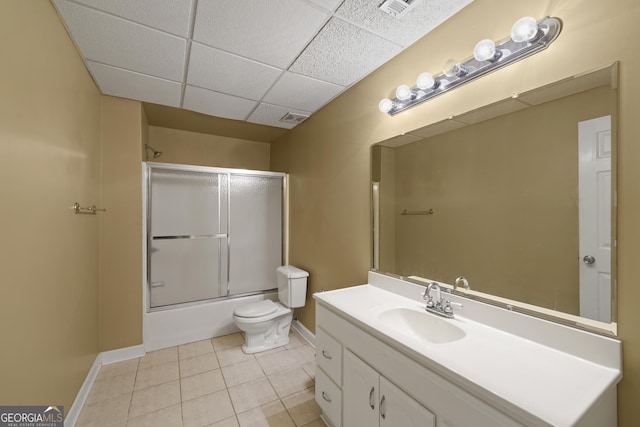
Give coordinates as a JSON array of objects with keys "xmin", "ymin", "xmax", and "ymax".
[
  {"xmin": 125, "ymin": 356, "xmax": 141, "ymax": 421},
  {"xmin": 77, "ymin": 334, "xmax": 322, "ymax": 427},
  {"xmin": 177, "ymin": 349, "xmax": 184, "ymax": 427}
]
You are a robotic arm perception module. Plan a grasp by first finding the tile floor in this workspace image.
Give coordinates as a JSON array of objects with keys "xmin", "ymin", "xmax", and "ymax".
[{"xmin": 75, "ymin": 330, "xmax": 327, "ymax": 427}]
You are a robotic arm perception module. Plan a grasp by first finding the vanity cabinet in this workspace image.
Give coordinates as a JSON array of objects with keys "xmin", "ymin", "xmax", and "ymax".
[
  {"xmin": 315, "ymin": 303, "xmax": 523, "ymax": 427},
  {"xmin": 343, "ymin": 349, "xmax": 435, "ymax": 427},
  {"xmin": 315, "ymin": 327, "xmax": 342, "ymax": 427},
  {"xmin": 315, "ymin": 278, "xmax": 622, "ymax": 427}
]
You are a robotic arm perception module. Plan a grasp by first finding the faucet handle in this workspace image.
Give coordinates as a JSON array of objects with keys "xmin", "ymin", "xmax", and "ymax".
[
  {"xmin": 443, "ymin": 300, "xmax": 463, "ymax": 315},
  {"xmin": 443, "ymin": 303, "xmax": 454, "ymax": 315}
]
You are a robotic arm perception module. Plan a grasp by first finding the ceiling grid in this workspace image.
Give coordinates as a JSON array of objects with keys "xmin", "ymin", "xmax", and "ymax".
[{"xmin": 53, "ymin": 0, "xmax": 473, "ymax": 129}]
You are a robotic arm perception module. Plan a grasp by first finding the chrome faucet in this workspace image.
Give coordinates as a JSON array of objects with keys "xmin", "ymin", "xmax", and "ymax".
[
  {"xmin": 422, "ymin": 282, "xmax": 462, "ymax": 319},
  {"xmin": 454, "ymin": 276, "xmax": 470, "ymax": 291},
  {"xmin": 427, "ymin": 282, "xmax": 441, "ymax": 304}
]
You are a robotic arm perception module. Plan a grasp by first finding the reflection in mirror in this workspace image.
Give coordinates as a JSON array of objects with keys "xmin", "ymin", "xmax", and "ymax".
[{"xmin": 371, "ymin": 64, "xmax": 618, "ymax": 334}]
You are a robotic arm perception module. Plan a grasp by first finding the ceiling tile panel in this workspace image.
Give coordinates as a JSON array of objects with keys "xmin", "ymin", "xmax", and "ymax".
[
  {"xmin": 53, "ymin": 0, "xmax": 474, "ymax": 129},
  {"xmin": 72, "ymin": 0, "xmax": 194, "ymax": 37},
  {"xmin": 54, "ymin": 0, "xmax": 186, "ymax": 81},
  {"xmin": 187, "ymin": 43, "xmax": 283, "ymax": 100},
  {"xmin": 86, "ymin": 61, "xmax": 182, "ymax": 107},
  {"xmin": 193, "ymin": 0, "xmax": 330, "ymax": 68},
  {"xmin": 336, "ymin": 0, "xmax": 474, "ymax": 47},
  {"xmin": 289, "ymin": 17, "xmax": 402, "ymax": 86},
  {"xmin": 183, "ymin": 85, "xmax": 258, "ymax": 120},
  {"xmin": 262, "ymin": 72, "xmax": 344, "ymax": 112},
  {"xmin": 307, "ymin": 0, "xmax": 344, "ymax": 12},
  {"xmin": 247, "ymin": 103, "xmax": 311, "ymax": 129}
]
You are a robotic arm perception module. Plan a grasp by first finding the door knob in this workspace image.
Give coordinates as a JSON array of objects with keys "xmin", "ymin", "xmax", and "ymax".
[{"xmin": 583, "ymin": 255, "xmax": 596, "ymax": 265}]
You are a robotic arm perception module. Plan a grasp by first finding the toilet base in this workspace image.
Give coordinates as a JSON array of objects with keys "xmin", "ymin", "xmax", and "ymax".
[{"xmin": 240, "ymin": 313, "xmax": 293, "ymax": 354}]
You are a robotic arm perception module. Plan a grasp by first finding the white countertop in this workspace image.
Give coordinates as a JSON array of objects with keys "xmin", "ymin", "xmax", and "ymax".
[{"xmin": 314, "ymin": 280, "xmax": 622, "ymax": 426}]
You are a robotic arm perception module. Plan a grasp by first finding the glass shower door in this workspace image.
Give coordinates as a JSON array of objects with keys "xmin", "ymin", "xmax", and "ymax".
[
  {"xmin": 148, "ymin": 168, "xmax": 228, "ymax": 308},
  {"xmin": 228, "ymin": 174, "xmax": 283, "ymax": 295}
]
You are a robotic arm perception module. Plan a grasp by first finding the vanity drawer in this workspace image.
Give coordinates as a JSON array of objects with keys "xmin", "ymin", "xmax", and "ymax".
[
  {"xmin": 316, "ymin": 326, "xmax": 342, "ymax": 385},
  {"xmin": 316, "ymin": 368, "xmax": 342, "ymax": 427}
]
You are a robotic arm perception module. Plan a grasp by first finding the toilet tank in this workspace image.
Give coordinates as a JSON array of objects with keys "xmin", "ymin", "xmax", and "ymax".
[{"xmin": 277, "ymin": 265, "xmax": 309, "ymax": 308}]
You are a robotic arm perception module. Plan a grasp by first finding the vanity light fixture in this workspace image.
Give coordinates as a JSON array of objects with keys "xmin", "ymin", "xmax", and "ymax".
[{"xmin": 379, "ymin": 16, "xmax": 562, "ymax": 115}]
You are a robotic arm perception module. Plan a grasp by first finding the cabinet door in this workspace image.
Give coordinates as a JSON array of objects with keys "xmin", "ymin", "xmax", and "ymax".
[
  {"xmin": 343, "ymin": 350, "xmax": 379, "ymax": 427},
  {"xmin": 380, "ymin": 376, "xmax": 436, "ymax": 427}
]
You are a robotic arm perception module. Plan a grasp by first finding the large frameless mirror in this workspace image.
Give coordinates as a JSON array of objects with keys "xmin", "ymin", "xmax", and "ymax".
[{"xmin": 371, "ymin": 63, "xmax": 618, "ymax": 335}]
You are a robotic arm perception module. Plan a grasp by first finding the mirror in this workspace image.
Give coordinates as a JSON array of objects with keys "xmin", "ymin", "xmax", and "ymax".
[{"xmin": 371, "ymin": 63, "xmax": 618, "ymax": 333}]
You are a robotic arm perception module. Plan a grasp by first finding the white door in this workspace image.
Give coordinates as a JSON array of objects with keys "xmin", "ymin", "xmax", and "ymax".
[
  {"xmin": 578, "ymin": 115, "xmax": 612, "ymax": 322},
  {"xmin": 379, "ymin": 376, "xmax": 435, "ymax": 427},
  {"xmin": 343, "ymin": 350, "xmax": 379, "ymax": 427}
]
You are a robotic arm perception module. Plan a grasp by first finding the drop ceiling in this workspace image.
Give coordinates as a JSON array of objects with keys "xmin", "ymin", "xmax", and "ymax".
[{"xmin": 53, "ymin": 0, "xmax": 473, "ymax": 130}]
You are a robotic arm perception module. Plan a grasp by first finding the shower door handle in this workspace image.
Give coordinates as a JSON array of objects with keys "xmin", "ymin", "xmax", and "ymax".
[{"xmin": 150, "ymin": 281, "xmax": 165, "ymax": 288}]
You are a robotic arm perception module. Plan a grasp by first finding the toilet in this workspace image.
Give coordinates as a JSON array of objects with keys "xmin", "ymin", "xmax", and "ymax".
[{"xmin": 233, "ymin": 265, "xmax": 309, "ymax": 354}]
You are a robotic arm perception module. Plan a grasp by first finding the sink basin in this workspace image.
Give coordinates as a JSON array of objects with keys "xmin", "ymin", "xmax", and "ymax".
[{"xmin": 378, "ymin": 307, "xmax": 466, "ymax": 344}]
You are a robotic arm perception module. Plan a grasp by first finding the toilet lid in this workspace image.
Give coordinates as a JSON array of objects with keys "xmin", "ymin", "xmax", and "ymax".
[{"xmin": 234, "ymin": 300, "xmax": 278, "ymax": 318}]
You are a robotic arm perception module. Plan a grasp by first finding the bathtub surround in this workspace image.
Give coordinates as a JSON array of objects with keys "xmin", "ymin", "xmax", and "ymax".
[{"xmin": 143, "ymin": 291, "xmax": 278, "ymax": 352}]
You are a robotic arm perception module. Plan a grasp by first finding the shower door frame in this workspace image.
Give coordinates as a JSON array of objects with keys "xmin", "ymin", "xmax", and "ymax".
[{"xmin": 144, "ymin": 162, "xmax": 287, "ymax": 312}]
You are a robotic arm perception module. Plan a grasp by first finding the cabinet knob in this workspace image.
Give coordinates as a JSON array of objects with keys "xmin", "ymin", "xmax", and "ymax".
[
  {"xmin": 380, "ymin": 395, "xmax": 386, "ymax": 419},
  {"xmin": 321, "ymin": 350, "xmax": 332, "ymax": 360},
  {"xmin": 321, "ymin": 391, "xmax": 332, "ymax": 403}
]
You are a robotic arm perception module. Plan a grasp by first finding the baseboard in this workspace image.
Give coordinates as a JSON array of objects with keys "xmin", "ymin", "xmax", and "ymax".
[
  {"xmin": 66, "ymin": 345, "xmax": 145, "ymax": 427},
  {"xmin": 101, "ymin": 344, "xmax": 145, "ymax": 365},
  {"xmin": 292, "ymin": 318, "xmax": 315, "ymax": 347},
  {"xmin": 65, "ymin": 354, "xmax": 102, "ymax": 427}
]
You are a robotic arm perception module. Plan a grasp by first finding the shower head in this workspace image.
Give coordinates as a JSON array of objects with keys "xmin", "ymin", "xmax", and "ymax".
[{"xmin": 144, "ymin": 144, "xmax": 163, "ymax": 159}]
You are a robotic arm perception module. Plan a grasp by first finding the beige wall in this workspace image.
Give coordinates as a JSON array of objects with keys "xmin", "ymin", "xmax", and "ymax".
[
  {"xmin": 147, "ymin": 126, "xmax": 271, "ymax": 170},
  {"xmin": 271, "ymin": 0, "xmax": 640, "ymax": 424},
  {"xmin": 0, "ymin": 0, "xmax": 101, "ymax": 410},
  {"xmin": 3, "ymin": 0, "xmax": 639, "ymax": 423},
  {"xmin": 99, "ymin": 96, "xmax": 144, "ymax": 351},
  {"xmin": 383, "ymin": 86, "xmax": 615, "ymax": 315}
]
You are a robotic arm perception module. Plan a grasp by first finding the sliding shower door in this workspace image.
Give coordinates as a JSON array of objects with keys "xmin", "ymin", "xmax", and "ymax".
[
  {"xmin": 147, "ymin": 164, "xmax": 284, "ymax": 309},
  {"xmin": 229, "ymin": 174, "xmax": 282, "ymax": 296},
  {"xmin": 149, "ymin": 168, "xmax": 228, "ymax": 308}
]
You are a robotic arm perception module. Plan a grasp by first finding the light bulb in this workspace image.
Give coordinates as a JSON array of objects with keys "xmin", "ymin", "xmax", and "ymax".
[
  {"xmin": 378, "ymin": 98, "xmax": 393, "ymax": 113},
  {"xmin": 473, "ymin": 39, "xmax": 497, "ymax": 62},
  {"xmin": 443, "ymin": 59, "xmax": 467, "ymax": 78},
  {"xmin": 395, "ymin": 85, "xmax": 413, "ymax": 101},
  {"xmin": 416, "ymin": 72, "xmax": 436, "ymax": 90},
  {"xmin": 510, "ymin": 16, "xmax": 539, "ymax": 42}
]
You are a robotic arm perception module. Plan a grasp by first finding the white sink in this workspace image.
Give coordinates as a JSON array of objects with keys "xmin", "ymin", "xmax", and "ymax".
[{"xmin": 378, "ymin": 307, "xmax": 466, "ymax": 344}]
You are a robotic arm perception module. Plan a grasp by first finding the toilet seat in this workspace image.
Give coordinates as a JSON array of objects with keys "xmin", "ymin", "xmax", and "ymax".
[{"xmin": 234, "ymin": 299, "xmax": 278, "ymax": 318}]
